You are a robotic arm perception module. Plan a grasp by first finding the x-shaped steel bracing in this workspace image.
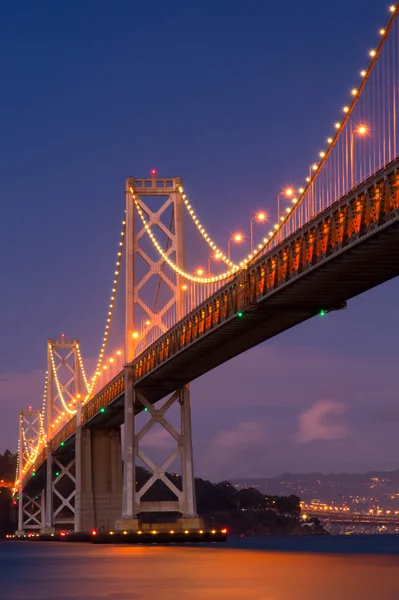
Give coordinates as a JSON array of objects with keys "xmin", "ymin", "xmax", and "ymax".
[
  {"xmin": 22, "ymin": 494, "xmax": 42, "ymax": 529},
  {"xmin": 135, "ymin": 390, "xmax": 183, "ymax": 506},
  {"xmin": 53, "ymin": 457, "xmax": 76, "ymax": 522}
]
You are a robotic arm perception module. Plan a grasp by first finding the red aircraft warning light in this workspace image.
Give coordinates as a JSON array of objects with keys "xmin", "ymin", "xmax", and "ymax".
[{"xmin": 151, "ymin": 169, "xmax": 156, "ymax": 175}]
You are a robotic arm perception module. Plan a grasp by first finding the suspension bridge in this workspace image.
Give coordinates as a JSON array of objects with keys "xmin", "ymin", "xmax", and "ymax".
[{"xmin": 14, "ymin": 6, "xmax": 399, "ymax": 535}]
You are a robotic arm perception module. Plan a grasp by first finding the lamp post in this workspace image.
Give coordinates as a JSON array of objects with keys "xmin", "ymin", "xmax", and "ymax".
[
  {"xmin": 227, "ymin": 233, "xmax": 243, "ymax": 260},
  {"xmin": 116, "ymin": 349, "xmax": 123, "ymax": 371},
  {"xmin": 278, "ymin": 189, "xmax": 293, "ymax": 224},
  {"xmin": 350, "ymin": 125, "xmax": 368, "ymax": 188},
  {"xmin": 250, "ymin": 212, "xmax": 267, "ymax": 253},
  {"xmin": 277, "ymin": 189, "xmax": 294, "ymax": 241},
  {"xmin": 108, "ymin": 357, "xmax": 115, "ymax": 379},
  {"xmin": 207, "ymin": 252, "xmax": 221, "ymax": 274},
  {"xmin": 307, "ymin": 164, "xmax": 318, "ymax": 217}
]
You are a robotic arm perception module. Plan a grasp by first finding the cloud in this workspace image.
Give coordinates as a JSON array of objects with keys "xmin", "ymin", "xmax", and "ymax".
[
  {"xmin": 215, "ymin": 421, "xmax": 266, "ymax": 448},
  {"xmin": 298, "ymin": 399, "xmax": 348, "ymax": 443},
  {"xmin": 195, "ymin": 420, "xmax": 273, "ymax": 479}
]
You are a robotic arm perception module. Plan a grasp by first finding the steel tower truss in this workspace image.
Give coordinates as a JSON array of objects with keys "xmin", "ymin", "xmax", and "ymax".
[
  {"xmin": 125, "ymin": 174, "xmax": 185, "ymax": 363},
  {"xmin": 121, "ymin": 175, "xmax": 199, "ymax": 529},
  {"xmin": 44, "ymin": 338, "xmax": 83, "ymax": 531},
  {"xmin": 17, "ymin": 409, "xmax": 44, "ymax": 531}
]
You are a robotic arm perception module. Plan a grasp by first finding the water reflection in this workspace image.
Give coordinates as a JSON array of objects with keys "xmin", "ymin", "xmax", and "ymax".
[{"xmin": 1, "ymin": 540, "xmax": 399, "ymax": 599}]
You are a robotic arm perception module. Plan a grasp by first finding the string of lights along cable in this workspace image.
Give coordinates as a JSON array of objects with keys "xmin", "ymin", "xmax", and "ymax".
[{"xmin": 15, "ymin": 4, "xmax": 399, "ymax": 493}]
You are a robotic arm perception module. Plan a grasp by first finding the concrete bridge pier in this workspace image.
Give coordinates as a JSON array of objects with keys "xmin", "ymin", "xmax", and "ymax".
[{"xmin": 74, "ymin": 423, "xmax": 122, "ymax": 533}]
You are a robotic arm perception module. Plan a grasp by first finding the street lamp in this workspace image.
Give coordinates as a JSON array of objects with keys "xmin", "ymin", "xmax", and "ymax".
[
  {"xmin": 350, "ymin": 124, "xmax": 368, "ymax": 188},
  {"xmin": 250, "ymin": 212, "xmax": 267, "ymax": 252},
  {"xmin": 278, "ymin": 189, "xmax": 293, "ymax": 223},
  {"xmin": 109, "ymin": 356, "xmax": 115, "ymax": 378},
  {"xmin": 227, "ymin": 233, "xmax": 243, "ymax": 260},
  {"xmin": 115, "ymin": 349, "xmax": 123, "ymax": 371},
  {"xmin": 207, "ymin": 252, "xmax": 221, "ymax": 274}
]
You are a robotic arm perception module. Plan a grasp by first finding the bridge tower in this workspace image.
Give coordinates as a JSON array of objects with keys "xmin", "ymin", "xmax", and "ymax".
[
  {"xmin": 118, "ymin": 173, "xmax": 201, "ymax": 531},
  {"xmin": 16, "ymin": 408, "xmax": 45, "ymax": 533},
  {"xmin": 43, "ymin": 337, "xmax": 84, "ymax": 533}
]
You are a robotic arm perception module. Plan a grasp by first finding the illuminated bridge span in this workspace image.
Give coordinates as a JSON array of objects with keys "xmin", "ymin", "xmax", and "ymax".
[
  {"xmin": 303, "ymin": 508, "xmax": 399, "ymax": 527},
  {"xmin": 15, "ymin": 6, "xmax": 399, "ymax": 534}
]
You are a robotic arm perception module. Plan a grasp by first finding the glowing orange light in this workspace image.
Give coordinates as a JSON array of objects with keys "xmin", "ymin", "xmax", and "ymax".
[
  {"xmin": 182, "ymin": 284, "xmax": 187, "ymax": 291},
  {"xmin": 233, "ymin": 233, "xmax": 243, "ymax": 243},
  {"xmin": 116, "ymin": 350, "xmax": 122, "ymax": 356},
  {"xmin": 109, "ymin": 358, "xmax": 114, "ymax": 363},
  {"xmin": 285, "ymin": 188, "xmax": 293, "ymax": 196},
  {"xmin": 132, "ymin": 331, "xmax": 139, "ymax": 339},
  {"xmin": 145, "ymin": 320, "xmax": 151, "ymax": 326},
  {"xmin": 357, "ymin": 125, "xmax": 367, "ymax": 135},
  {"xmin": 256, "ymin": 212, "xmax": 266, "ymax": 221},
  {"xmin": 196, "ymin": 268, "xmax": 204, "ymax": 276}
]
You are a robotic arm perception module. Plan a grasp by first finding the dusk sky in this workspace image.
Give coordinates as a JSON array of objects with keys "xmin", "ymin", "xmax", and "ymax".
[{"xmin": 1, "ymin": 0, "xmax": 398, "ymax": 481}]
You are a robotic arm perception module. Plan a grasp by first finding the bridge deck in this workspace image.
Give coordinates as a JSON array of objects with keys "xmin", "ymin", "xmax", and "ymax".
[{"xmin": 22, "ymin": 159, "xmax": 399, "ymax": 490}]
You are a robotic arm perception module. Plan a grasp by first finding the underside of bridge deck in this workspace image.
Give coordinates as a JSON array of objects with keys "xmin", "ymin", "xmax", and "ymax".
[{"xmin": 136, "ymin": 218, "xmax": 399, "ymax": 403}]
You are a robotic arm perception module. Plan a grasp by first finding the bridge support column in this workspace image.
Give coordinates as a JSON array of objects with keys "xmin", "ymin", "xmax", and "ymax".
[
  {"xmin": 118, "ymin": 366, "xmax": 140, "ymax": 530},
  {"xmin": 179, "ymin": 384, "xmax": 197, "ymax": 520},
  {"xmin": 116, "ymin": 381, "xmax": 202, "ymax": 532},
  {"xmin": 74, "ymin": 427, "xmax": 122, "ymax": 532},
  {"xmin": 16, "ymin": 489, "xmax": 44, "ymax": 535},
  {"xmin": 42, "ymin": 444, "xmax": 55, "ymax": 534},
  {"xmin": 17, "ymin": 486, "xmax": 23, "ymax": 533}
]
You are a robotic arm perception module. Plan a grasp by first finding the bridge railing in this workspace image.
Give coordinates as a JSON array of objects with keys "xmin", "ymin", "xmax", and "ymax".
[
  {"xmin": 132, "ymin": 159, "xmax": 399, "ymax": 382},
  {"xmin": 81, "ymin": 372, "xmax": 124, "ymax": 425}
]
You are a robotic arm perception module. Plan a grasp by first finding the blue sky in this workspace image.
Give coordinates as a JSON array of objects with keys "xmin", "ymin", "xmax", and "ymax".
[{"xmin": 1, "ymin": 0, "xmax": 398, "ymax": 479}]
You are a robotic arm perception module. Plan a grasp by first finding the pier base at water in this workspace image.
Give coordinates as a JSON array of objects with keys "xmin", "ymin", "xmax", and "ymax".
[
  {"xmin": 114, "ymin": 517, "xmax": 205, "ymax": 533},
  {"xmin": 114, "ymin": 518, "xmax": 141, "ymax": 532}
]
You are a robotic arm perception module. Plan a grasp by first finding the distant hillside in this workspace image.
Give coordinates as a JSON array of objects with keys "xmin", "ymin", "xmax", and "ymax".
[{"xmin": 229, "ymin": 469, "xmax": 399, "ymax": 511}]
